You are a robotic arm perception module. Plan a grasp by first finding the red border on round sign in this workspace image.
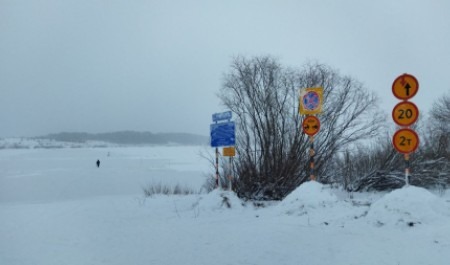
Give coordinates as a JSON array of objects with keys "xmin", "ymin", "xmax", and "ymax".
[
  {"xmin": 302, "ymin": 116, "xmax": 320, "ymax": 136},
  {"xmin": 393, "ymin": 128, "xmax": 419, "ymax": 154},
  {"xmin": 299, "ymin": 87, "xmax": 323, "ymax": 115},
  {"xmin": 392, "ymin": 101, "xmax": 419, "ymax": 127},
  {"xmin": 302, "ymin": 91, "xmax": 320, "ymax": 111},
  {"xmin": 392, "ymin": 73, "xmax": 419, "ymax": 100}
]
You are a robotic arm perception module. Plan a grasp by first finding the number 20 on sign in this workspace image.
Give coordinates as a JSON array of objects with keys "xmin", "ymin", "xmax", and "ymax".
[{"xmin": 392, "ymin": 101, "xmax": 419, "ymax": 127}]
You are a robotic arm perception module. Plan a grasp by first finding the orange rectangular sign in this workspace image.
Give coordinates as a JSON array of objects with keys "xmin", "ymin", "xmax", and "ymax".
[{"xmin": 223, "ymin": 147, "xmax": 236, "ymax": 157}]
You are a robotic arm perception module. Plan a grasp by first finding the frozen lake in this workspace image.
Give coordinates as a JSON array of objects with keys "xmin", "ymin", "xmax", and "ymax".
[{"xmin": 0, "ymin": 146, "xmax": 211, "ymax": 203}]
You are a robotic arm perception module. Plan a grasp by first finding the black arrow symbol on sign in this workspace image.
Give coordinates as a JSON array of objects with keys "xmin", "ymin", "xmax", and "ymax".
[
  {"xmin": 304, "ymin": 125, "xmax": 310, "ymax": 130},
  {"xmin": 404, "ymin": 83, "xmax": 411, "ymax": 96},
  {"xmin": 312, "ymin": 125, "xmax": 318, "ymax": 129}
]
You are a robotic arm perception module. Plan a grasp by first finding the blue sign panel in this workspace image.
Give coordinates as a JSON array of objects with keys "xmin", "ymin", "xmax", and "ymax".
[
  {"xmin": 212, "ymin": 111, "xmax": 232, "ymax": 123},
  {"xmin": 210, "ymin": 121, "xmax": 235, "ymax": 147}
]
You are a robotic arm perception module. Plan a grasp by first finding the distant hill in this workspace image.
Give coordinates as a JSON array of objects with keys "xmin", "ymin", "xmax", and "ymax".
[{"xmin": 36, "ymin": 131, "xmax": 209, "ymax": 146}]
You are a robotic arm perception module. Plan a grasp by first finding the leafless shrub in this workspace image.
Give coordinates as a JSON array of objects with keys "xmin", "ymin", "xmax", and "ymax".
[
  {"xmin": 142, "ymin": 183, "xmax": 198, "ymax": 197},
  {"xmin": 323, "ymin": 88, "xmax": 450, "ymax": 192},
  {"xmin": 219, "ymin": 56, "xmax": 384, "ymax": 200}
]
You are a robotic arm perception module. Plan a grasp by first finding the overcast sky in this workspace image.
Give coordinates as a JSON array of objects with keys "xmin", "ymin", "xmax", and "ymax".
[{"xmin": 1, "ymin": 0, "xmax": 449, "ymax": 138}]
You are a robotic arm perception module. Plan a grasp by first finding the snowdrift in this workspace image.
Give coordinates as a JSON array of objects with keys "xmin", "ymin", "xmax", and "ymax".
[
  {"xmin": 278, "ymin": 182, "xmax": 450, "ymax": 227},
  {"xmin": 366, "ymin": 185, "xmax": 450, "ymax": 227},
  {"xmin": 193, "ymin": 190, "xmax": 245, "ymax": 212},
  {"xmin": 280, "ymin": 181, "xmax": 338, "ymax": 207},
  {"xmin": 278, "ymin": 181, "xmax": 368, "ymax": 225}
]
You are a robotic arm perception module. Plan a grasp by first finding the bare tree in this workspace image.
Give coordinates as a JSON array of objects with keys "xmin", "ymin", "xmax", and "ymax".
[
  {"xmin": 218, "ymin": 56, "xmax": 384, "ymax": 200},
  {"xmin": 429, "ymin": 92, "xmax": 450, "ymax": 157},
  {"xmin": 331, "ymin": 92, "xmax": 450, "ymax": 192},
  {"xmin": 299, "ymin": 63, "xmax": 386, "ymax": 176}
]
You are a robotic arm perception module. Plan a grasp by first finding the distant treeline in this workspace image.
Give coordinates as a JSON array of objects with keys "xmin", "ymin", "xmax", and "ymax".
[{"xmin": 36, "ymin": 131, "xmax": 209, "ymax": 145}]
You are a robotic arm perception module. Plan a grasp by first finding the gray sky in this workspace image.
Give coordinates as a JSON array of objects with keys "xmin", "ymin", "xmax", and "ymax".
[{"xmin": 1, "ymin": 0, "xmax": 449, "ymax": 138}]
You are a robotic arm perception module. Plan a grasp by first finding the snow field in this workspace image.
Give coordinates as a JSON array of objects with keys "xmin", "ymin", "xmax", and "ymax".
[
  {"xmin": 0, "ymin": 146, "xmax": 208, "ymax": 203},
  {"xmin": 1, "ymin": 146, "xmax": 450, "ymax": 265}
]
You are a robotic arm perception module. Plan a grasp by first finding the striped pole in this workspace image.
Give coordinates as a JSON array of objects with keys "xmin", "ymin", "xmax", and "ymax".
[
  {"xmin": 228, "ymin": 157, "xmax": 232, "ymax": 191},
  {"xmin": 310, "ymin": 136, "xmax": 316, "ymax": 181},
  {"xmin": 405, "ymin": 154, "xmax": 410, "ymax": 186},
  {"xmin": 215, "ymin": 147, "xmax": 220, "ymax": 189}
]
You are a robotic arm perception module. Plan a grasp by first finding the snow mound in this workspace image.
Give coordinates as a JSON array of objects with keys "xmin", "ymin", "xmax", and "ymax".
[
  {"xmin": 280, "ymin": 181, "xmax": 338, "ymax": 208},
  {"xmin": 278, "ymin": 181, "xmax": 367, "ymax": 225},
  {"xmin": 193, "ymin": 190, "xmax": 245, "ymax": 212},
  {"xmin": 366, "ymin": 186, "xmax": 450, "ymax": 227}
]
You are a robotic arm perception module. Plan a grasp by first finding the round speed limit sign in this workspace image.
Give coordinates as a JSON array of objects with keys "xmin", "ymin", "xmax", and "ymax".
[{"xmin": 392, "ymin": 101, "xmax": 419, "ymax": 127}]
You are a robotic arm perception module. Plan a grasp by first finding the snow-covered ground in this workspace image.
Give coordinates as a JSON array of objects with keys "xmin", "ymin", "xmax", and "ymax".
[{"xmin": 1, "ymin": 146, "xmax": 449, "ymax": 265}]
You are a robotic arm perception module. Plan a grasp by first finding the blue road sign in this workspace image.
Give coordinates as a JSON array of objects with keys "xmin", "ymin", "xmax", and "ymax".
[
  {"xmin": 212, "ymin": 111, "xmax": 232, "ymax": 123},
  {"xmin": 210, "ymin": 121, "xmax": 235, "ymax": 147}
]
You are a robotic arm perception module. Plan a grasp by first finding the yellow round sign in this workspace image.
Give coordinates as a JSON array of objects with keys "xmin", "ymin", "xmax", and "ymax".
[
  {"xmin": 393, "ymin": 128, "xmax": 419, "ymax": 154},
  {"xmin": 392, "ymin": 101, "xmax": 419, "ymax": 127},
  {"xmin": 302, "ymin": 116, "xmax": 320, "ymax": 136},
  {"xmin": 392, "ymin": 73, "xmax": 419, "ymax": 100}
]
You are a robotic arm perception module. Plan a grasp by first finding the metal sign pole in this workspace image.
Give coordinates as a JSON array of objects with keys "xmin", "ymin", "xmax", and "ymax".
[
  {"xmin": 405, "ymin": 154, "xmax": 410, "ymax": 186},
  {"xmin": 228, "ymin": 157, "xmax": 232, "ymax": 191},
  {"xmin": 211, "ymin": 111, "xmax": 236, "ymax": 190},
  {"xmin": 215, "ymin": 147, "xmax": 220, "ymax": 189},
  {"xmin": 391, "ymin": 73, "xmax": 419, "ymax": 187},
  {"xmin": 299, "ymin": 88, "xmax": 323, "ymax": 182},
  {"xmin": 309, "ymin": 136, "xmax": 315, "ymax": 181}
]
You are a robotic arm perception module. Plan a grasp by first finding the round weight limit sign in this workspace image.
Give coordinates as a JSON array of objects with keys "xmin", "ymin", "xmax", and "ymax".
[
  {"xmin": 393, "ymin": 128, "xmax": 419, "ymax": 154},
  {"xmin": 392, "ymin": 101, "xmax": 419, "ymax": 127},
  {"xmin": 392, "ymin": 73, "xmax": 419, "ymax": 100}
]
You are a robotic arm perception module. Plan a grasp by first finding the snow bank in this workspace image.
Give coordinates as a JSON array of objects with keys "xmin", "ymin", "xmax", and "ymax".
[
  {"xmin": 278, "ymin": 181, "xmax": 368, "ymax": 225},
  {"xmin": 281, "ymin": 181, "xmax": 338, "ymax": 207},
  {"xmin": 193, "ymin": 190, "xmax": 245, "ymax": 212},
  {"xmin": 366, "ymin": 185, "xmax": 450, "ymax": 227}
]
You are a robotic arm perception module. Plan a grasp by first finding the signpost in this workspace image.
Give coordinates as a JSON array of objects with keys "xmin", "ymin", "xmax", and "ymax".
[
  {"xmin": 222, "ymin": 146, "xmax": 235, "ymax": 191},
  {"xmin": 210, "ymin": 122, "xmax": 236, "ymax": 147},
  {"xmin": 302, "ymin": 116, "xmax": 321, "ymax": 136},
  {"xmin": 392, "ymin": 73, "xmax": 419, "ymax": 100},
  {"xmin": 393, "ymin": 128, "xmax": 419, "ymax": 154},
  {"xmin": 391, "ymin": 73, "xmax": 419, "ymax": 186},
  {"xmin": 211, "ymin": 111, "xmax": 236, "ymax": 189},
  {"xmin": 300, "ymin": 87, "xmax": 323, "ymax": 181},
  {"xmin": 299, "ymin": 87, "xmax": 324, "ymax": 115},
  {"xmin": 223, "ymin": 147, "xmax": 236, "ymax": 157},
  {"xmin": 212, "ymin": 111, "xmax": 232, "ymax": 123},
  {"xmin": 392, "ymin": 101, "xmax": 419, "ymax": 127}
]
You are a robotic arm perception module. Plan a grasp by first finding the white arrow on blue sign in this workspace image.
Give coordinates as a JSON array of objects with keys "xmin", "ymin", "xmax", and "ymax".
[{"xmin": 210, "ymin": 121, "xmax": 235, "ymax": 147}]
